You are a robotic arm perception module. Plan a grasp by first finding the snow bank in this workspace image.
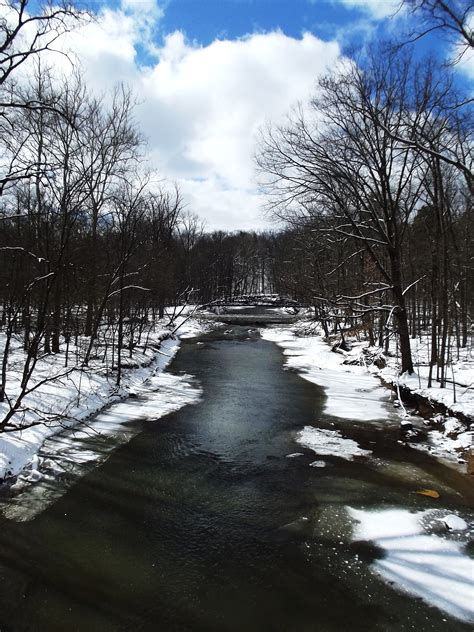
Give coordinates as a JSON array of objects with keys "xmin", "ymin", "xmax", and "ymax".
[
  {"xmin": 261, "ymin": 327, "xmax": 393, "ymax": 421},
  {"xmin": 386, "ymin": 368, "xmax": 474, "ymax": 420},
  {"xmin": 5, "ymin": 370, "xmax": 202, "ymax": 521},
  {"xmin": 417, "ymin": 427, "xmax": 473, "ymax": 463},
  {"xmin": 0, "ymin": 315, "xmax": 207, "ymax": 482},
  {"xmin": 348, "ymin": 506, "xmax": 474, "ymax": 623},
  {"xmin": 264, "ymin": 325, "xmax": 472, "ymax": 462},
  {"xmin": 371, "ymin": 335, "xmax": 474, "ymax": 421},
  {"xmin": 297, "ymin": 425, "xmax": 372, "ymax": 460}
]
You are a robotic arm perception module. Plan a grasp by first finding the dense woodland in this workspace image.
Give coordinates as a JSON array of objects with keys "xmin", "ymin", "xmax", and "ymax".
[{"xmin": 0, "ymin": 1, "xmax": 473, "ymax": 429}]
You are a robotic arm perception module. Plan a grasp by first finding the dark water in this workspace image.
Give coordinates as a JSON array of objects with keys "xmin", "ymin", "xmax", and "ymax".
[{"xmin": 0, "ymin": 326, "xmax": 472, "ymax": 632}]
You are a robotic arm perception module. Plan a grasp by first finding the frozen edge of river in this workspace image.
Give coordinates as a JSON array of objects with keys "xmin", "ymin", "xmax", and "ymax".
[
  {"xmin": 261, "ymin": 324, "xmax": 473, "ymax": 466},
  {"xmin": 348, "ymin": 506, "xmax": 474, "ymax": 624},
  {"xmin": 260, "ymin": 326, "xmax": 394, "ymax": 422},
  {"xmin": 3, "ymin": 368, "xmax": 203, "ymax": 521},
  {"xmin": 0, "ymin": 316, "xmax": 207, "ymax": 484},
  {"xmin": 262, "ymin": 324, "xmax": 474, "ymax": 623}
]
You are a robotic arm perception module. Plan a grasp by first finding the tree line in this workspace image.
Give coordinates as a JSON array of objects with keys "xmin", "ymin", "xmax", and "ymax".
[
  {"xmin": 0, "ymin": 0, "xmax": 472, "ymax": 431},
  {"xmin": 261, "ymin": 0, "xmax": 473, "ymax": 382}
]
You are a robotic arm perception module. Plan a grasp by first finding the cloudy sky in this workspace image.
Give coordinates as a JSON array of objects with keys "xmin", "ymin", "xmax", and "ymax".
[{"xmin": 60, "ymin": 0, "xmax": 472, "ymax": 231}]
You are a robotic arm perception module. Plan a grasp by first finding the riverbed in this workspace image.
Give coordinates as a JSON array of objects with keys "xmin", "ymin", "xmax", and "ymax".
[{"xmin": 0, "ymin": 325, "xmax": 472, "ymax": 631}]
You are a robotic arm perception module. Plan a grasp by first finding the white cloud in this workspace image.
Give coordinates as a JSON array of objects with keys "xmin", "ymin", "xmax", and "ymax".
[
  {"xmin": 453, "ymin": 14, "xmax": 474, "ymax": 80},
  {"xmin": 179, "ymin": 177, "xmax": 275, "ymax": 232},
  {"xmin": 60, "ymin": 9, "xmax": 341, "ymax": 230},
  {"xmin": 456, "ymin": 47, "xmax": 474, "ymax": 80},
  {"xmin": 337, "ymin": 0, "xmax": 402, "ymax": 20}
]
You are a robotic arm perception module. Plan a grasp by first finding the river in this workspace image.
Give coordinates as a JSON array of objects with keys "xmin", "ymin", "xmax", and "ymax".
[{"xmin": 0, "ymin": 324, "xmax": 472, "ymax": 631}]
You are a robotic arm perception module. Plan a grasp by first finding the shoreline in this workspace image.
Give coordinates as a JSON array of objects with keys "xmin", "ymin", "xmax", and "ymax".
[
  {"xmin": 0, "ymin": 315, "xmax": 209, "ymax": 486},
  {"xmin": 2, "ymin": 316, "xmax": 472, "ymax": 488},
  {"xmin": 260, "ymin": 322, "xmax": 473, "ymax": 473}
]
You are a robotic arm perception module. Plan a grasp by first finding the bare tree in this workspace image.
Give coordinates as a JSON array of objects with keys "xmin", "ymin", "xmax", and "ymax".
[
  {"xmin": 257, "ymin": 53, "xmax": 447, "ymax": 374},
  {"xmin": 403, "ymin": 1, "xmax": 473, "ymax": 58},
  {"xmin": 146, "ymin": 185, "xmax": 185, "ymax": 318},
  {"xmin": 77, "ymin": 85, "xmax": 143, "ymax": 336},
  {"xmin": 0, "ymin": 0, "xmax": 84, "ymax": 86},
  {"xmin": 0, "ymin": 1, "xmax": 86, "ymax": 193}
]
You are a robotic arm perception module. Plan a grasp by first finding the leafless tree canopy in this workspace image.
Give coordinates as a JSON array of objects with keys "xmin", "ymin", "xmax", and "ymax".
[
  {"xmin": 0, "ymin": 0, "xmax": 86, "ymax": 85},
  {"xmin": 257, "ymin": 47, "xmax": 473, "ymax": 375},
  {"xmin": 0, "ymin": 0, "xmax": 473, "ymax": 432},
  {"xmin": 403, "ymin": 1, "xmax": 473, "ymax": 60}
]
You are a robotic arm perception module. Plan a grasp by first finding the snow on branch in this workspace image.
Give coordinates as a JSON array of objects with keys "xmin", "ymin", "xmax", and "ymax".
[
  {"xmin": 107, "ymin": 285, "xmax": 151, "ymax": 299},
  {"xmin": 0, "ymin": 246, "xmax": 47, "ymax": 263},
  {"xmin": 337, "ymin": 285, "xmax": 394, "ymax": 301},
  {"xmin": 402, "ymin": 275, "xmax": 426, "ymax": 296}
]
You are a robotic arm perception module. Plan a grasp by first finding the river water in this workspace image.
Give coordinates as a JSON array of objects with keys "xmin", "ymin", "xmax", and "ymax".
[{"xmin": 0, "ymin": 325, "xmax": 472, "ymax": 631}]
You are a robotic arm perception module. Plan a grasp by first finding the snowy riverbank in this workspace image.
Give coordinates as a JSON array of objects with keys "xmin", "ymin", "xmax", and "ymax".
[
  {"xmin": 260, "ymin": 326, "xmax": 395, "ymax": 422},
  {"xmin": 0, "ymin": 314, "xmax": 208, "ymax": 483},
  {"xmin": 348, "ymin": 506, "xmax": 474, "ymax": 624},
  {"xmin": 263, "ymin": 323, "xmax": 474, "ymax": 624},
  {"xmin": 261, "ymin": 323, "xmax": 473, "ymax": 466}
]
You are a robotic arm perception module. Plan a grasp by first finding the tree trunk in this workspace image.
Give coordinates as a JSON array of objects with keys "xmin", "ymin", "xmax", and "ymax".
[{"xmin": 390, "ymin": 249, "xmax": 414, "ymax": 374}]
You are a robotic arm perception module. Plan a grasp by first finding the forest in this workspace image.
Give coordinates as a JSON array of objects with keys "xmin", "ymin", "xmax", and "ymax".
[
  {"xmin": 0, "ymin": 0, "xmax": 472, "ymax": 432},
  {"xmin": 0, "ymin": 3, "xmax": 473, "ymax": 629}
]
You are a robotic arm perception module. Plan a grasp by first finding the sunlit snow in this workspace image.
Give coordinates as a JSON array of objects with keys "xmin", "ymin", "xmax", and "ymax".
[
  {"xmin": 348, "ymin": 507, "xmax": 474, "ymax": 623},
  {"xmin": 261, "ymin": 328, "xmax": 392, "ymax": 421},
  {"xmin": 3, "ymin": 371, "xmax": 202, "ymax": 521},
  {"xmin": 297, "ymin": 426, "xmax": 372, "ymax": 460}
]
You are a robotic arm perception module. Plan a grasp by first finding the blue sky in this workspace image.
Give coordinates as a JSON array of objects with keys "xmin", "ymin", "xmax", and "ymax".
[
  {"xmin": 53, "ymin": 0, "xmax": 472, "ymax": 230},
  {"xmin": 161, "ymin": 0, "xmax": 358, "ymax": 45},
  {"xmin": 100, "ymin": 0, "xmax": 453, "ymax": 62}
]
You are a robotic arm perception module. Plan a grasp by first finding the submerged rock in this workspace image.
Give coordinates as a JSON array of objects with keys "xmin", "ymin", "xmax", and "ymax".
[
  {"xmin": 274, "ymin": 516, "xmax": 315, "ymax": 542},
  {"xmin": 399, "ymin": 419, "xmax": 426, "ymax": 442},
  {"xmin": 278, "ymin": 516, "xmax": 313, "ymax": 538}
]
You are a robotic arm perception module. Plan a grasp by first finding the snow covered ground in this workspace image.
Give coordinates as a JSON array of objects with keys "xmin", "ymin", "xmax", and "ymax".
[
  {"xmin": 0, "ymin": 312, "xmax": 209, "ymax": 483},
  {"xmin": 348, "ymin": 506, "xmax": 474, "ymax": 623},
  {"xmin": 4, "ymin": 368, "xmax": 202, "ymax": 521},
  {"xmin": 343, "ymin": 335, "xmax": 474, "ymax": 420},
  {"xmin": 260, "ymin": 327, "xmax": 394, "ymax": 422},
  {"xmin": 262, "ymin": 323, "xmax": 473, "ymax": 464},
  {"xmin": 342, "ymin": 337, "xmax": 473, "ymax": 462}
]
